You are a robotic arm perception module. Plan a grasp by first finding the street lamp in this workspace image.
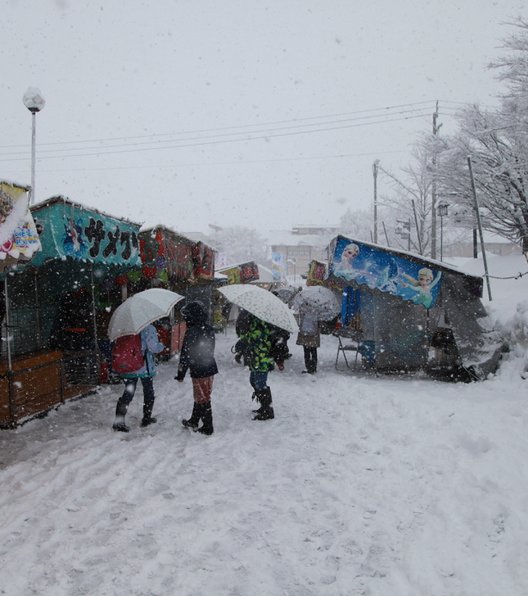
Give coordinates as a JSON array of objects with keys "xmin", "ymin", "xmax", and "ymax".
[
  {"xmin": 372, "ymin": 159, "xmax": 380, "ymax": 244},
  {"xmin": 437, "ymin": 202, "xmax": 449, "ymax": 261},
  {"xmin": 23, "ymin": 87, "xmax": 46, "ymax": 205}
]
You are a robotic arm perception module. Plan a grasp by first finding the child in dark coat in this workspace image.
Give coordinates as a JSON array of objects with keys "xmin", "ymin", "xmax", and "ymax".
[{"xmin": 175, "ymin": 301, "xmax": 219, "ymax": 435}]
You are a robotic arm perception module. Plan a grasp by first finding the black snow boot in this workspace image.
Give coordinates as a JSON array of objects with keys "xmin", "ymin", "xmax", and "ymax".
[
  {"xmin": 253, "ymin": 388, "xmax": 274, "ymax": 421},
  {"xmin": 141, "ymin": 399, "xmax": 157, "ymax": 427},
  {"xmin": 182, "ymin": 402, "xmax": 201, "ymax": 429},
  {"xmin": 251, "ymin": 391, "xmax": 262, "ymax": 414},
  {"xmin": 112, "ymin": 399, "xmax": 130, "ymax": 432},
  {"xmin": 196, "ymin": 402, "xmax": 214, "ymax": 435}
]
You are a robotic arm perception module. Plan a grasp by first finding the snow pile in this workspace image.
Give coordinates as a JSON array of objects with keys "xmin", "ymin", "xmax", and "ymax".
[{"xmin": 0, "ymin": 254, "xmax": 527, "ymax": 595}]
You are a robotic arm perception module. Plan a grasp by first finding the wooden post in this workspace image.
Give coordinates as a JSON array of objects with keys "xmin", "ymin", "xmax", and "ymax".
[{"xmin": 467, "ymin": 156, "xmax": 492, "ymax": 301}]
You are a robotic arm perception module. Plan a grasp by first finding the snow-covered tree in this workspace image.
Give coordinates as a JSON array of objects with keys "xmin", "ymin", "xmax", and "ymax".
[
  {"xmin": 432, "ymin": 20, "xmax": 528, "ymax": 255},
  {"xmin": 371, "ymin": 143, "xmax": 438, "ymax": 256},
  {"xmin": 211, "ymin": 225, "xmax": 268, "ymax": 265},
  {"xmin": 338, "ymin": 208, "xmax": 372, "ymax": 242}
]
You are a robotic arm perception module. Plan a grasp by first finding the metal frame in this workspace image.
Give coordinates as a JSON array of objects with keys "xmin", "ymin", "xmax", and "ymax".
[{"xmin": 334, "ymin": 331, "xmax": 362, "ymax": 370}]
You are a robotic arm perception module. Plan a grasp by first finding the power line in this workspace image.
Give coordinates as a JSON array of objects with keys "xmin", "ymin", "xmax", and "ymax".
[
  {"xmin": 0, "ymin": 100, "xmax": 439, "ymax": 151},
  {"xmin": 0, "ymin": 106, "xmax": 435, "ymax": 157},
  {"xmin": 0, "ymin": 112, "xmax": 433, "ymax": 163},
  {"xmin": 8, "ymin": 148, "xmax": 410, "ymax": 175}
]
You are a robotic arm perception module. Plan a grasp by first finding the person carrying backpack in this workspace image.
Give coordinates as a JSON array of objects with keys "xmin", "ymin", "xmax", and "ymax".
[
  {"xmin": 239, "ymin": 314, "xmax": 276, "ymax": 421},
  {"xmin": 112, "ymin": 324, "xmax": 164, "ymax": 432},
  {"xmin": 176, "ymin": 301, "xmax": 219, "ymax": 435}
]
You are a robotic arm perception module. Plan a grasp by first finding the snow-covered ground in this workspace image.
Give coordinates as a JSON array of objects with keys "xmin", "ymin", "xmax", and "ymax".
[{"xmin": 1, "ymin": 254, "xmax": 528, "ymax": 596}]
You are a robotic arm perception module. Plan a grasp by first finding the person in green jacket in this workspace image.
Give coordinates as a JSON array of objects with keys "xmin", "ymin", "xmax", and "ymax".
[{"xmin": 239, "ymin": 314, "xmax": 275, "ymax": 421}]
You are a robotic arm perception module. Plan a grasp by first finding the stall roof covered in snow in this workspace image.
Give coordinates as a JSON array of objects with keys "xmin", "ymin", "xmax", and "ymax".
[
  {"xmin": 329, "ymin": 235, "xmax": 483, "ymax": 280},
  {"xmin": 29, "ymin": 195, "xmax": 142, "ymax": 267}
]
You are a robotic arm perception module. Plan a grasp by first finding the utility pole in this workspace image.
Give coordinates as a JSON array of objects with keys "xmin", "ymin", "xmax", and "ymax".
[
  {"xmin": 467, "ymin": 156, "xmax": 492, "ymax": 301},
  {"xmin": 372, "ymin": 159, "xmax": 380, "ymax": 244},
  {"xmin": 431, "ymin": 100, "xmax": 442, "ymax": 260},
  {"xmin": 411, "ymin": 200, "xmax": 422, "ymax": 254},
  {"xmin": 382, "ymin": 221, "xmax": 390, "ymax": 247}
]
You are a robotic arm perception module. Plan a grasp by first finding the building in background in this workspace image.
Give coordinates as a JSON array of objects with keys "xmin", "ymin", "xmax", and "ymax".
[{"xmin": 268, "ymin": 225, "xmax": 339, "ymax": 284}]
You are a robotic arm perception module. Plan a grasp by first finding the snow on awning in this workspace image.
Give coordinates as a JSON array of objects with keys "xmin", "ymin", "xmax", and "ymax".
[{"xmin": 0, "ymin": 181, "xmax": 41, "ymax": 272}]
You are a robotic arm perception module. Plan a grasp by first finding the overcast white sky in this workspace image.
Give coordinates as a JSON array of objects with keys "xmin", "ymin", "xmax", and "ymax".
[{"xmin": 1, "ymin": 0, "xmax": 526, "ymax": 235}]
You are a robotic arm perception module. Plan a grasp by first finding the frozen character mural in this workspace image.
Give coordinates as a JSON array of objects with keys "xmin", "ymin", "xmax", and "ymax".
[
  {"xmin": 335, "ymin": 242, "xmax": 360, "ymax": 272},
  {"xmin": 334, "ymin": 243, "xmax": 369, "ymax": 284},
  {"xmin": 401, "ymin": 267, "xmax": 442, "ymax": 309},
  {"xmin": 331, "ymin": 237, "xmax": 443, "ymax": 309},
  {"xmin": 333, "ymin": 242, "xmax": 387, "ymax": 289},
  {"xmin": 63, "ymin": 218, "xmax": 86, "ymax": 256},
  {"xmin": 375, "ymin": 257, "xmax": 400, "ymax": 293}
]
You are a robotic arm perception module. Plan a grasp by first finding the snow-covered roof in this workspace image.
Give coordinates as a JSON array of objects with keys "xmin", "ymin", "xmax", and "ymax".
[
  {"xmin": 32, "ymin": 195, "xmax": 142, "ymax": 227},
  {"xmin": 268, "ymin": 229, "xmax": 335, "ymax": 247},
  {"xmin": 331, "ymin": 234, "xmax": 483, "ymax": 280},
  {"xmin": 0, "ymin": 179, "xmax": 30, "ymax": 191},
  {"xmin": 139, "ymin": 224, "xmax": 197, "ymax": 247},
  {"xmin": 217, "ymin": 260, "xmax": 257, "ymax": 272}
]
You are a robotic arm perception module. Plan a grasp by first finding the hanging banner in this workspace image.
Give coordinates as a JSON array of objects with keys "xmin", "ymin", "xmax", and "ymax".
[
  {"xmin": 307, "ymin": 260, "xmax": 326, "ymax": 285},
  {"xmin": 329, "ymin": 235, "xmax": 442, "ymax": 309},
  {"xmin": 31, "ymin": 197, "xmax": 141, "ymax": 267},
  {"xmin": 219, "ymin": 261, "xmax": 259, "ymax": 284},
  {"xmin": 0, "ymin": 181, "xmax": 41, "ymax": 271}
]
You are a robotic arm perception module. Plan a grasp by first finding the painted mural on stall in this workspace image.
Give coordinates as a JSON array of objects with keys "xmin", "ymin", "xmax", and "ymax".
[
  {"xmin": 329, "ymin": 236, "xmax": 442, "ymax": 309},
  {"xmin": 31, "ymin": 199, "xmax": 141, "ymax": 267}
]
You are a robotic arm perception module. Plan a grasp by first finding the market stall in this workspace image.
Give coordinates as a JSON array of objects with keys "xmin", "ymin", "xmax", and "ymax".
[
  {"xmin": 0, "ymin": 196, "xmax": 141, "ymax": 427},
  {"xmin": 138, "ymin": 225, "xmax": 216, "ymax": 355},
  {"xmin": 0, "ymin": 180, "xmax": 42, "ymax": 426},
  {"xmin": 326, "ymin": 235, "xmax": 503, "ymax": 380}
]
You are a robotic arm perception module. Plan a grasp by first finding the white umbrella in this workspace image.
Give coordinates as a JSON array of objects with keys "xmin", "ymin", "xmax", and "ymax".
[
  {"xmin": 291, "ymin": 286, "xmax": 341, "ymax": 320},
  {"xmin": 218, "ymin": 284, "xmax": 298, "ymax": 333},
  {"xmin": 108, "ymin": 288, "xmax": 185, "ymax": 341}
]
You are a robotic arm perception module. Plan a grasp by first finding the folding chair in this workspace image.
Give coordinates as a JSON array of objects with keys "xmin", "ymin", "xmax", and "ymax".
[{"xmin": 334, "ymin": 329, "xmax": 362, "ymax": 370}]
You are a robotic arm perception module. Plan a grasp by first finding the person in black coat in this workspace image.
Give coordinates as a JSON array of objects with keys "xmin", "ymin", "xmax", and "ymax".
[
  {"xmin": 175, "ymin": 301, "xmax": 219, "ymax": 435},
  {"xmin": 233, "ymin": 308, "xmax": 252, "ymax": 365},
  {"xmin": 269, "ymin": 325, "xmax": 291, "ymax": 371}
]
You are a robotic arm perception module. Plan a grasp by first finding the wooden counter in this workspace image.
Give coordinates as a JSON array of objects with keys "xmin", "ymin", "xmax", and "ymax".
[{"xmin": 0, "ymin": 351, "xmax": 63, "ymax": 427}]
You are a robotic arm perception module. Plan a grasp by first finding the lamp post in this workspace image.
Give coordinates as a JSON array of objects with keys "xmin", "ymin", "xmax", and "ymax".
[
  {"xmin": 372, "ymin": 159, "xmax": 380, "ymax": 244},
  {"xmin": 23, "ymin": 87, "xmax": 45, "ymax": 205},
  {"xmin": 437, "ymin": 202, "xmax": 449, "ymax": 261}
]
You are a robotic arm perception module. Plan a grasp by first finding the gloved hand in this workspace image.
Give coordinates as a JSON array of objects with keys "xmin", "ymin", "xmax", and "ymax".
[{"xmin": 175, "ymin": 372, "xmax": 185, "ymax": 382}]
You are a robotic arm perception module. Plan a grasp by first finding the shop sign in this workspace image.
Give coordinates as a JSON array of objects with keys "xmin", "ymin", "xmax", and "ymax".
[{"xmin": 31, "ymin": 199, "xmax": 141, "ymax": 267}]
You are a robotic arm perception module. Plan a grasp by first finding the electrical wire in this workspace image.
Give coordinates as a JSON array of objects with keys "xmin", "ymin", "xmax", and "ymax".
[
  {"xmin": 0, "ymin": 100, "xmax": 439, "ymax": 151},
  {"xmin": 0, "ymin": 112, "xmax": 435, "ymax": 163}
]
